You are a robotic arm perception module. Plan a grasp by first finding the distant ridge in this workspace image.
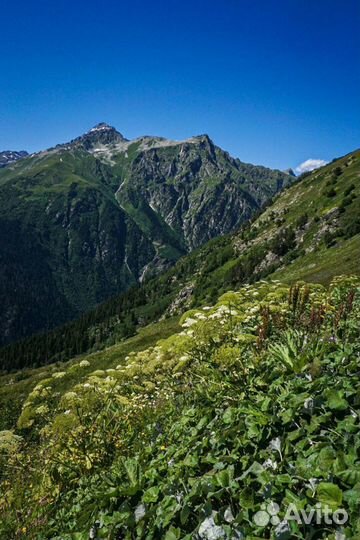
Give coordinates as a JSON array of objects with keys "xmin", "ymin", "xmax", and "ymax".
[{"xmin": 0, "ymin": 150, "xmax": 28, "ymax": 168}]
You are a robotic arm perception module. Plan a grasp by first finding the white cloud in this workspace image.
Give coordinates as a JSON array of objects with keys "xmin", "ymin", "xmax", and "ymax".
[{"xmin": 295, "ymin": 158, "xmax": 328, "ymax": 175}]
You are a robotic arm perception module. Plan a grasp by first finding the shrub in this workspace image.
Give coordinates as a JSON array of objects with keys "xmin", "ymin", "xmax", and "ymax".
[
  {"xmin": 340, "ymin": 195, "xmax": 353, "ymax": 208},
  {"xmin": 295, "ymin": 213, "xmax": 308, "ymax": 229},
  {"xmin": 332, "ymin": 166, "xmax": 342, "ymax": 177},
  {"xmin": 344, "ymin": 183, "xmax": 355, "ymax": 196},
  {"xmin": 270, "ymin": 227, "xmax": 296, "ymax": 256},
  {"xmin": 343, "ymin": 219, "xmax": 360, "ymax": 239},
  {"xmin": 324, "ymin": 187, "xmax": 337, "ymax": 198}
]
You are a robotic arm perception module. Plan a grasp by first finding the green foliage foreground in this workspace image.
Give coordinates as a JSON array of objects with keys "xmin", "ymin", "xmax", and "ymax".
[{"xmin": 1, "ymin": 276, "xmax": 360, "ymax": 539}]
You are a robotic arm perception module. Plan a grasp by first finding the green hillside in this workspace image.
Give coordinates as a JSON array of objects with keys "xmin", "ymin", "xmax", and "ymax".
[
  {"xmin": 1, "ymin": 148, "xmax": 358, "ymax": 372},
  {"xmin": 0, "ymin": 124, "xmax": 290, "ymax": 345}
]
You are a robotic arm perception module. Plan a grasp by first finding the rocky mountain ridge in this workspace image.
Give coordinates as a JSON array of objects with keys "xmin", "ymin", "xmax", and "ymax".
[
  {"xmin": 0, "ymin": 150, "xmax": 28, "ymax": 168},
  {"xmin": 0, "ymin": 123, "xmax": 291, "ymax": 344}
]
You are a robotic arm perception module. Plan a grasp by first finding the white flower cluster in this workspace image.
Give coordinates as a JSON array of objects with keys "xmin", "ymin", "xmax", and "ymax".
[{"xmin": 18, "ymin": 280, "xmax": 319, "ymax": 434}]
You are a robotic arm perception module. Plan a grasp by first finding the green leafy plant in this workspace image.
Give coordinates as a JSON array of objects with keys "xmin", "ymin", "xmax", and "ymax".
[{"xmin": 1, "ymin": 276, "xmax": 360, "ymax": 539}]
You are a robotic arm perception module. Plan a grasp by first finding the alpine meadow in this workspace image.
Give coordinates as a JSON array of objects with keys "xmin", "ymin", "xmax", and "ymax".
[{"xmin": 0, "ymin": 1, "xmax": 359, "ymax": 539}]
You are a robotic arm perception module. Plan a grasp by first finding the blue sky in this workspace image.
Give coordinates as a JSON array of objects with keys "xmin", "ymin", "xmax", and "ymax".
[{"xmin": 1, "ymin": 0, "xmax": 359, "ymax": 170}]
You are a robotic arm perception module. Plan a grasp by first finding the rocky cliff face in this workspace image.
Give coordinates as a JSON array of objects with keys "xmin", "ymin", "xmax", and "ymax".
[
  {"xmin": 0, "ymin": 124, "xmax": 291, "ymax": 344},
  {"xmin": 117, "ymin": 134, "xmax": 288, "ymax": 250}
]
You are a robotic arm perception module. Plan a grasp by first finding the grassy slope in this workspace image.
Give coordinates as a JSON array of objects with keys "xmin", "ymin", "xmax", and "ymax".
[
  {"xmin": 2, "ymin": 277, "xmax": 360, "ymax": 539},
  {"xmin": 1, "ymin": 150, "xmax": 359, "ymax": 428},
  {"xmin": 242, "ymin": 150, "xmax": 360, "ymax": 284},
  {"xmin": 212, "ymin": 149, "xmax": 360, "ymax": 284},
  {"xmin": 0, "ymin": 149, "xmax": 359, "ymax": 371},
  {"xmin": 256, "ymin": 150, "xmax": 359, "ymax": 244},
  {"xmin": 0, "ymin": 317, "xmax": 180, "ymax": 431},
  {"xmin": 272, "ymin": 234, "xmax": 360, "ymax": 283}
]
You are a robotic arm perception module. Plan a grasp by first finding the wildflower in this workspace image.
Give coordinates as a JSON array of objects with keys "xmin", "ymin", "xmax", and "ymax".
[
  {"xmin": 91, "ymin": 370, "xmax": 106, "ymax": 377},
  {"xmin": 35, "ymin": 405, "xmax": 49, "ymax": 416},
  {"xmin": 182, "ymin": 317, "xmax": 197, "ymax": 327},
  {"xmin": 62, "ymin": 391, "xmax": 79, "ymax": 406},
  {"xmin": 52, "ymin": 371, "xmax": 66, "ymax": 379},
  {"xmin": 304, "ymin": 397, "xmax": 314, "ymax": 410},
  {"xmin": 269, "ymin": 437, "xmax": 282, "ymax": 460},
  {"xmin": 79, "ymin": 360, "xmax": 90, "ymax": 367},
  {"xmin": 263, "ymin": 458, "xmax": 278, "ymax": 470},
  {"xmin": 0, "ymin": 431, "xmax": 23, "ymax": 452},
  {"xmin": 135, "ymin": 503, "xmax": 146, "ymax": 523},
  {"xmin": 63, "ymin": 391, "xmax": 77, "ymax": 399}
]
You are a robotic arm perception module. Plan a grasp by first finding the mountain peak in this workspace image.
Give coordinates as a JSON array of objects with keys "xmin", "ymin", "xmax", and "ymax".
[
  {"xmin": 57, "ymin": 123, "xmax": 128, "ymax": 152},
  {"xmin": 190, "ymin": 133, "xmax": 212, "ymax": 143},
  {"xmin": 85, "ymin": 122, "xmax": 127, "ymax": 141},
  {"xmin": 88, "ymin": 122, "xmax": 117, "ymax": 133}
]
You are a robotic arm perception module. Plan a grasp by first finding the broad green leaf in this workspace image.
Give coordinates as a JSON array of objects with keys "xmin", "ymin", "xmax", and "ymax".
[
  {"xmin": 223, "ymin": 407, "xmax": 236, "ymax": 424},
  {"xmin": 317, "ymin": 447, "xmax": 336, "ymax": 471},
  {"xmin": 338, "ymin": 467, "xmax": 360, "ymax": 486},
  {"xmin": 143, "ymin": 486, "xmax": 160, "ymax": 503},
  {"xmin": 325, "ymin": 390, "xmax": 348, "ymax": 411},
  {"xmin": 316, "ymin": 482, "xmax": 343, "ymax": 510},
  {"xmin": 239, "ymin": 487, "xmax": 254, "ymax": 509},
  {"xmin": 164, "ymin": 526, "xmax": 181, "ymax": 540}
]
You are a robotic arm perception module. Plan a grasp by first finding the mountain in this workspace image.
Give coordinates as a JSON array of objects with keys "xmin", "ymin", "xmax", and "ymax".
[
  {"xmin": 0, "ymin": 151, "xmax": 359, "ymax": 538},
  {"xmin": 0, "ymin": 150, "xmax": 28, "ymax": 168},
  {"xmin": 283, "ymin": 167, "xmax": 296, "ymax": 176},
  {"xmin": 0, "ymin": 124, "xmax": 290, "ymax": 345},
  {"xmin": 56, "ymin": 121, "xmax": 129, "ymax": 150},
  {"xmin": 1, "ymin": 147, "xmax": 358, "ymax": 370}
]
